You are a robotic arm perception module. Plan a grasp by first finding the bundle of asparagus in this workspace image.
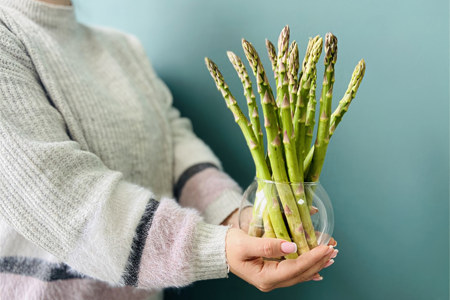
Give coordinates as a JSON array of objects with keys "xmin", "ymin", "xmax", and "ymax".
[{"xmin": 205, "ymin": 26, "xmax": 365, "ymax": 258}]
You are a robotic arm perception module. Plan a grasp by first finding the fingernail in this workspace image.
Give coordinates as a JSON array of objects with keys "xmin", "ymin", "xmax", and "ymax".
[
  {"xmin": 281, "ymin": 242, "xmax": 297, "ymax": 254},
  {"xmin": 324, "ymin": 259, "xmax": 335, "ymax": 268},
  {"xmin": 310, "ymin": 206, "xmax": 319, "ymax": 215},
  {"xmin": 329, "ymin": 238, "xmax": 337, "ymax": 247},
  {"xmin": 313, "ymin": 276, "xmax": 323, "ymax": 281},
  {"xmin": 326, "ymin": 245, "xmax": 334, "ymax": 255},
  {"xmin": 330, "ymin": 249, "xmax": 339, "ymax": 259}
]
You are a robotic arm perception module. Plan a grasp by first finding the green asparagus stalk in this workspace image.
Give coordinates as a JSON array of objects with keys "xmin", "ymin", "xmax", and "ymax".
[
  {"xmin": 303, "ymin": 146, "xmax": 314, "ymax": 179},
  {"xmin": 280, "ymin": 94, "xmax": 318, "ymax": 249},
  {"xmin": 205, "ymin": 58, "xmax": 295, "ymax": 253},
  {"xmin": 281, "ymin": 38, "xmax": 318, "ymax": 248},
  {"xmin": 299, "ymin": 36, "xmax": 319, "ymax": 86},
  {"xmin": 227, "ymin": 51, "xmax": 264, "ymax": 151},
  {"xmin": 306, "ymin": 33, "xmax": 338, "ymax": 183},
  {"xmin": 276, "ymin": 25, "xmax": 290, "ymax": 109},
  {"xmin": 265, "ymin": 39, "xmax": 278, "ymax": 87},
  {"xmin": 280, "ymin": 95, "xmax": 299, "ymax": 185},
  {"xmin": 304, "ymin": 68, "xmax": 317, "ymax": 153},
  {"xmin": 303, "ymin": 58, "xmax": 365, "ymax": 177},
  {"xmin": 329, "ymin": 59, "xmax": 366, "ymax": 135},
  {"xmin": 287, "ymin": 41, "xmax": 299, "ymax": 116},
  {"xmin": 242, "ymin": 39, "xmax": 309, "ymax": 255},
  {"xmin": 293, "ymin": 37, "xmax": 323, "ymax": 165},
  {"xmin": 205, "ymin": 58, "xmax": 265, "ymax": 173},
  {"xmin": 262, "ymin": 208, "xmax": 276, "ymax": 238}
]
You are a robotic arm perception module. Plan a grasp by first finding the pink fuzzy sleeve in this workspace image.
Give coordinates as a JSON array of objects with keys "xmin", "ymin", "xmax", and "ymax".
[{"xmin": 127, "ymin": 198, "xmax": 229, "ymax": 289}]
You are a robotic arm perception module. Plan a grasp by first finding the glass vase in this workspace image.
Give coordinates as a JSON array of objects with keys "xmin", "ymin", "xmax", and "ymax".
[{"xmin": 239, "ymin": 178, "xmax": 334, "ymax": 249}]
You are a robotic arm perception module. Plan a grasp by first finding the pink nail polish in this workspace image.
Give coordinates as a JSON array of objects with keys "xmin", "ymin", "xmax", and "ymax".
[
  {"xmin": 281, "ymin": 242, "xmax": 297, "ymax": 254},
  {"xmin": 326, "ymin": 245, "xmax": 334, "ymax": 255},
  {"xmin": 324, "ymin": 259, "xmax": 335, "ymax": 268},
  {"xmin": 330, "ymin": 249, "xmax": 338, "ymax": 259},
  {"xmin": 313, "ymin": 276, "xmax": 323, "ymax": 281}
]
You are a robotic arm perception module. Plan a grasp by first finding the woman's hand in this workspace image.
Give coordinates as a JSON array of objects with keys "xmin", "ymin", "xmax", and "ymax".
[{"xmin": 225, "ymin": 228, "xmax": 338, "ymax": 292}]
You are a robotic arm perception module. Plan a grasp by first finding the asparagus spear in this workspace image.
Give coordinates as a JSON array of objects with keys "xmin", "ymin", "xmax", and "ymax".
[
  {"xmin": 298, "ymin": 36, "xmax": 320, "ymax": 87},
  {"xmin": 280, "ymin": 95, "xmax": 299, "ymax": 184},
  {"xmin": 262, "ymin": 207, "xmax": 276, "ymax": 238},
  {"xmin": 329, "ymin": 59, "xmax": 366, "ymax": 135},
  {"xmin": 205, "ymin": 58, "xmax": 265, "ymax": 172},
  {"xmin": 227, "ymin": 51, "xmax": 264, "ymax": 151},
  {"xmin": 265, "ymin": 39, "xmax": 278, "ymax": 87},
  {"xmin": 281, "ymin": 94, "xmax": 318, "ymax": 248},
  {"xmin": 306, "ymin": 33, "xmax": 338, "ymax": 183},
  {"xmin": 279, "ymin": 35, "xmax": 318, "ymax": 248},
  {"xmin": 293, "ymin": 37, "xmax": 323, "ymax": 165},
  {"xmin": 303, "ymin": 58, "xmax": 365, "ymax": 177},
  {"xmin": 205, "ymin": 58, "xmax": 294, "ymax": 250},
  {"xmin": 242, "ymin": 39, "xmax": 309, "ymax": 254},
  {"xmin": 276, "ymin": 25, "xmax": 290, "ymax": 109},
  {"xmin": 278, "ymin": 27, "xmax": 299, "ymax": 185},
  {"xmin": 304, "ymin": 68, "xmax": 317, "ymax": 153},
  {"xmin": 287, "ymin": 41, "xmax": 299, "ymax": 116}
]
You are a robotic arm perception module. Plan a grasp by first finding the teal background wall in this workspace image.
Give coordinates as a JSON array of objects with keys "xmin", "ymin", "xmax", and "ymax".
[{"xmin": 74, "ymin": 0, "xmax": 449, "ymax": 299}]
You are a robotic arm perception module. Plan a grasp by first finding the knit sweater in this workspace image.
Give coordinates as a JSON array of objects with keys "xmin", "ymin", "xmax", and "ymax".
[{"xmin": 0, "ymin": 0, "xmax": 246, "ymax": 299}]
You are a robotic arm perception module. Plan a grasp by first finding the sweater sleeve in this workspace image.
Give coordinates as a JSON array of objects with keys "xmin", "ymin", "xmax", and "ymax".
[{"xmin": 0, "ymin": 24, "xmax": 229, "ymax": 289}]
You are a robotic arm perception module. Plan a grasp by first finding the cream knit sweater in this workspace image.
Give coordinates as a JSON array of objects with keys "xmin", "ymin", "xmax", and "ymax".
[{"xmin": 0, "ymin": 0, "xmax": 245, "ymax": 299}]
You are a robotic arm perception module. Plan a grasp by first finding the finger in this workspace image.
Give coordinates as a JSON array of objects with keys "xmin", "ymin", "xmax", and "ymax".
[
  {"xmin": 245, "ymin": 237, "xmax": 298, "ymax": 259},
  {"xmin": 263, "ymin": 245, "xmax": 334, "ymax": 283},
  {"xmin": 274, "ymin": 251, "xmax": 335, "ymax": 288},
  {"xmin": 293, "ymin": 248, "xmax": 337, "ymax": 283},
  {"xmin": 311, "ymin": 273, "xmax": 323, "ymax": 281},
  {"xmin": 310, "ymin": 206, "xmax": 319, "ymax": 215},
  {"xmin": 312, "ymin": 233, "xmax": 337, "ymax": 247},
  {"xmin": 327, "ymin": 237, "xmax": 337, "ymax": 247},
  {"xmin": 290, "ymin": 255, "xmax": 334, "ymax": 284},
  {"xmin": 303, "ymin": 272, "xmax": 323, "ymax": 282}
]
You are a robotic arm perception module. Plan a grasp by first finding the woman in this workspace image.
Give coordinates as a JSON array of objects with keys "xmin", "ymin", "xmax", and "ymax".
[{"xmin": 0, "ymin": 0, "xmax": 338, "ymax": 299}]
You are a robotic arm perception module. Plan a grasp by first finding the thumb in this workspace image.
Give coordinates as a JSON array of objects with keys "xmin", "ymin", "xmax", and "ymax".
[{"xmin": 247, "ymin": 237, "xmax": 298, "ymax": 258}]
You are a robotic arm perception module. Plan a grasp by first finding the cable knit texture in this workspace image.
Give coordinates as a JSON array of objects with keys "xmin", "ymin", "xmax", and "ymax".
[{"xmin": 0, "ymin": 0, "xmax": 245, "ymax": 299}]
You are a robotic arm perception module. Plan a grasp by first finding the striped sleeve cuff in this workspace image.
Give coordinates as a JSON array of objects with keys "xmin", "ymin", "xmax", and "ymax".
[
  {"xmin": 173, "ymin": 162, "xmax": 219, "ymax": 199},
  {"xmin": 189, "ymin": 222, "xmax": 230, "ymax": 281}
]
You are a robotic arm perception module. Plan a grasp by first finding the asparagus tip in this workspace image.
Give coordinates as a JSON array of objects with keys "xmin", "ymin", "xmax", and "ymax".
[
  {"xmin": 288, "ymin": 40, "xmax": 298, "ymax": 53},
  {"xmin": 277, "ymin": 25, "xmax": 290, "ymax": 57},
  {"xmin": 348, "ymin": 58, "xmax": 366, "ymax": 93},
  {"xmin": 204, "ymin": 57, "xmax": 225, "ymax": 91},
  {"xmin": 204, "ymin": 57, "xmax": 216, "ymax": 75},
  {"xmin": 360, "ymin": 58, "xmax": 366, "ymax": 69},
  {"xmin": 226, "ymin": 51, "xmax": 236, "ymax": 62},
  {"xmin": 266, "ymin": 39, "xmax": 277, "ymax": 71},
  {"xmin": 288, "ymin": 41, "xmax": 299, "ymax": 79},
  {"xmin": 324, "ymin": 32, "xmax": 338, "ymax": 64}
]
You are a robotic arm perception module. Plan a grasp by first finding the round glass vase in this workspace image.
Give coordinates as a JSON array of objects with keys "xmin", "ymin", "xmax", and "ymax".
[{"xmin": 239, "ymin": 178, "xmax": 334, "ymax": 247}]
